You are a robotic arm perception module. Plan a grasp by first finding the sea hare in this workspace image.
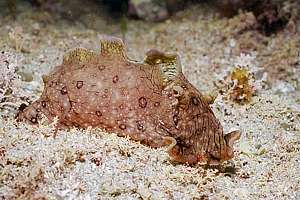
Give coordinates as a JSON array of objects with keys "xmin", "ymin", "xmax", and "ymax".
[{"xmin": 17, "ymin": 36, "xmax": 241, "ymax": 165}]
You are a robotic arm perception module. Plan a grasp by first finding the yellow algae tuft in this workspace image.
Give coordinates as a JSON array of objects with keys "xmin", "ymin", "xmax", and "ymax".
[{"xmin": 228, "ymin": 67, "xmax": 254, "ymax": 104}]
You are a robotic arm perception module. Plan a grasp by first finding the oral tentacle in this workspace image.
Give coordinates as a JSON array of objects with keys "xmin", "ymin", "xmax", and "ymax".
[{"xmin": 225, "ymin": 130, "xmax": 241, "ymax": 148}]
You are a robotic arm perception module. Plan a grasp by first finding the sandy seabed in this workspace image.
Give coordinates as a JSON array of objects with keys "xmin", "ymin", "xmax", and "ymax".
[{"xmin": 0, "ymin": 2, "xmax": 300, "ymax": 200}]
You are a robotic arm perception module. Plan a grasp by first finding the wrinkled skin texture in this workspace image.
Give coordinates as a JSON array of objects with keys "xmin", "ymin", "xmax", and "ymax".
[{"xmin": 17, "ymin": 36, "xmax": 241, "ymax": 165}]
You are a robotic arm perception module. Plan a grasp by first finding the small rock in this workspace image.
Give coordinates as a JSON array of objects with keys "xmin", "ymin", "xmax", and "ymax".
[
  {"xmin": 32, "ymin": 23, "xmax": 41, "ymax": 36},
  {"xmin": 128, "ymin": 0, "xmax": 169, "ymax": 22},
  {"xmin": 17, "ymin": 71, "xmax": 34, "ymax": 82},
  {"xmin": 273, "ymin": 80, "xmax": 295, "ymax": 94}
]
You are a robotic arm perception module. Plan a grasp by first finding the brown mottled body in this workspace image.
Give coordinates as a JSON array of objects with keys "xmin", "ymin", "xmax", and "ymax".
[{"xmin": 17, "ymin": 36, "xmax": 240, "ymax": 165}]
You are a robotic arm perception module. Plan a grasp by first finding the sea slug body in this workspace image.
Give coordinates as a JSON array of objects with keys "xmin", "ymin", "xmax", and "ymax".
[{"xmin": 17, "ymin": 36, "xmax": 241, "ymax": 165}]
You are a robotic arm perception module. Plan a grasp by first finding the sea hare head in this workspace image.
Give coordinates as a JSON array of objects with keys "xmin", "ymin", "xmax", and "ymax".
[
  {"xmin": 166, "ymin": 130, "xmax": 241, "ymax": 165},
  {"xmin": 165, "ymin": 86, "xmax": 241, "ymax": 165},
  {"xmin": 145, "ymin": 49, "xmax": 241, "ymax": 165}
]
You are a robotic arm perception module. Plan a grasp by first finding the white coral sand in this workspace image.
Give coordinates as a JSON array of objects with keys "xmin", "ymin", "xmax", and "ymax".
[{"xmin": 0, "ymin": 2, "xmax": 300, "ymax": 200}]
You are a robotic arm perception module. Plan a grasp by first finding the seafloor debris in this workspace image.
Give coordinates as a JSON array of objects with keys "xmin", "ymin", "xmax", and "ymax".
[
  {"xmin": 228, "ymin": 67, "xmax": 254, "ymax": 103},
  {"xmin": 215, "ymin": 53, "xmax": 265, "ymax": 104},
  {"xmin": 0, "ymin": 51, "xmax": 35, "ymax": 119},
  {"xmin": 215, "ymin": 67, "xmax": 255, "ymax": 104},
  {"xmin": 0, "ymin": 51, "xmax": 21, "ymax": 110},
  {"xmin": 216, "ymin": 0, "xmax": 300, "ymax": 35},
  {"xmin": 8, "ymin": 26, "xmax": 31, "ymax": 53},
  {"xmin": 16, "ymin": 36, "xmax": 240, "ymax": 165}
]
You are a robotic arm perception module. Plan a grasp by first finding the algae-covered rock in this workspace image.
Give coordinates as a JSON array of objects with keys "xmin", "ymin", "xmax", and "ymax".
[{"xmin": 128, "ymin": 0, "xmax": 169, "ymax": 22}]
